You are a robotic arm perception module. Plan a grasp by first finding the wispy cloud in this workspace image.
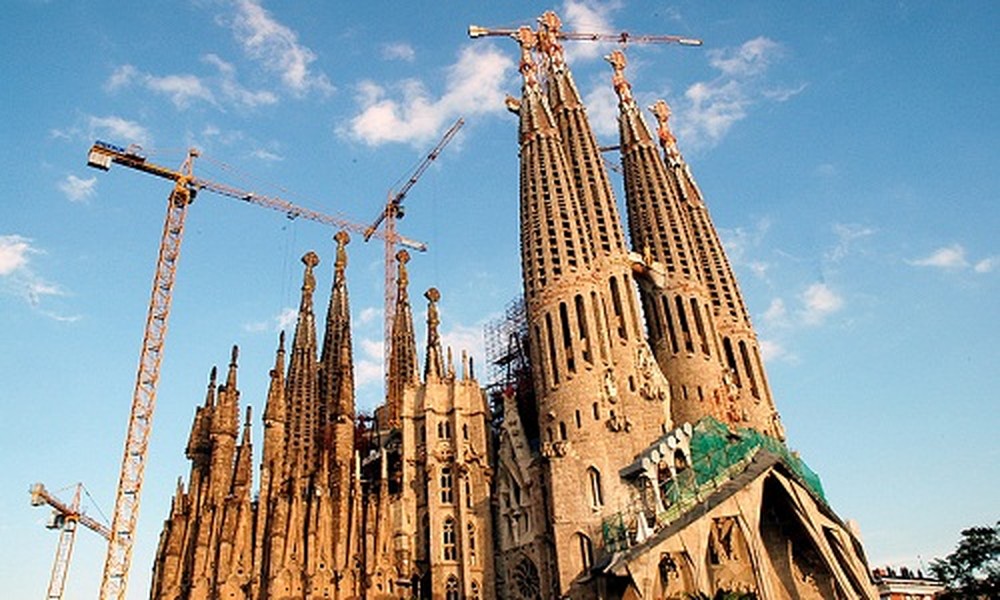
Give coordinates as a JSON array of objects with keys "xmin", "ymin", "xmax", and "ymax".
[
  {"xmin": 250, "ymin": 147, "xmax": 284, "ymax": 162},
  {"xmin": 583, "ymin": 84, "xmax": 620, "ymax": 138},
  {"xmin": 106, "ymin": 57, "xmax": 277, "ymax": 110},
  {"xmin": 908, "ymin": 244, "xmax": 968, "ymax": 269},
  {"xmin": 58, "ymin": 175, "xmax": 98, "ymax": 203},
  {"xmin": 908, "ymin": 244, "xmax": 997, "ymax": 274},
  {"xmin": 88, "ymin": 115, "xmax": 151, "ymax": 146},
  {"xmin": 229, "ymin": 0, "xmax": 333, "ymax": 96},
  {"xmin": 799, "ymin": 282, "xmax": 844, "ymax": 325},
  {"xmin": 0, "ymin": 235, "xmax": 78, "ymax": 321},
  {"xmin": 344, "ymin": 44, "xmax": 513, "ymax": 147},
  {"xmin": 244, "ymin": 306, "xmax": 297, "ymax": 333},
  {"xmin": 203, "ymin": 54, "xmax": 279, "ymax": 108},
  {"xmin": 561, "ymin": 0, "xmax": 623, "ymax": 63},
  {"xmin": 355, "ymin": 337, "xmax": 385, "ymax": 388},
  {"xmin": 381, "ymin": 42, "xmax": 416, "ymax": 62},
  {"xmin": 677, "ymin": 37, "xmax": 800, "ymax": 148},
  {"xmin": 826, "ymin": 223, "xmax": 875, "ymax": 262}
]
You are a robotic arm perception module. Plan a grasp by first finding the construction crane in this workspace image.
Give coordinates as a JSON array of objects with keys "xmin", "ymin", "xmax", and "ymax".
[
  {"xmin": 30, "ymin": 482, "xmax": 111, "ymax": 600},
  {"xmin": 86, "ymin": 141, "xmax": 424, "ymax": 600},
  {"xmin": 468, "ymin": 13, "xmax": 703, "ymax": 47},
  {"xmin": 362, "ymin": 118, "xmax": 464, "ymax": 388}
]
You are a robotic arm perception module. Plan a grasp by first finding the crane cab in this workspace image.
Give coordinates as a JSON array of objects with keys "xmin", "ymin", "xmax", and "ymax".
[{"xmin": 87, "ymin": 146, "xmax": 113, "ymax": 171}]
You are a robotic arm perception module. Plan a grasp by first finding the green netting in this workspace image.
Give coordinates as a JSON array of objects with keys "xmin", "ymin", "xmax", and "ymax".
[{"xmin": 600, "ymin": 417, "xmax": 826, "ymax": 552}]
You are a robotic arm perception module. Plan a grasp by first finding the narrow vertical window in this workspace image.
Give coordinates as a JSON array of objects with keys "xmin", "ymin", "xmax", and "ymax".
[
  {"xmin": 587, "ymin": 467, "xmax": 603, "ymax": 508},
  {"xmin": 559, "ymin": 421, "xmax": 567, "ymax": 440},
  {"xmin": 575, "ymin": 294, "xmax": 593, "ymax": 364},
  {"xmin": 662, "ymin": 295, "xmax": 679, "ymax": 354},
  {"xmin": 468, "ymin": 522, "xmax": 477, "ymax": 564},
  {"xmin": 675, "ymin": 296, "xmax": 694, "ymax": 352},
  {"xmin": 440, "ymin": 467, "xmax": 454, "ymax": 504},
  {"xmin": 690, "ymin": 298, "xmax": 710, "ymax": 356},
  {"xmin": 609, "ymin": 277, "xmax": 628, "ymax": 340},
  {"xmin": 443, "ymin": 519, "xmax": 457, "ymax": 561},
  {"xmin": 465, "ymin": 478, "xmax": 473, "ymax": 509},
  {"xmin": 545, "ymin": 313, "xmax": 560, "ymax": 385},
  {"xmin": 739, "ymin": 340, "xmax": 760, "ymax": 398},
  {"xmin": 559, "ymin": 302, "xmax": 575, "ymax": 373},
  {"xmin": 471, "ymin": 581, "xmax": 481, "ymax": 600},
  {"xmin": 723, "ymin": 337, "xmax": 740, "ymax": 385},
  {"xmin": 577, "ymin": 533, "xmax": 594, "ymax": 571}
]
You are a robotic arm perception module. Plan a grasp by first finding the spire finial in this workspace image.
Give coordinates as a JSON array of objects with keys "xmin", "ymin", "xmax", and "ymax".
[
  {"xmin": 242, "ymin": 405, "xmax": 253, "ymax": 444},
  {"xmin": 230, "ymin": 344, "xmax": 239, "ymax": 368},
  {"xmin": 515, "ymin": 26, "xmax": 540, "ymax": 88},
  {"xmin": 424, "ymin": 287, "xmax": 444, "ymax": 380},
  {"xmin": 334, "ymin": 231, "xmax": 350, "ymax": 275},
  {"xmin": 538, "ymin": 11, "xmax": 566, "ymax": 69},
  {"xmin": 606, "ymin": 49, "xmax": 635, "ymax": 105},
  {"xmin": 301, "ymin": 251, "xmax": 319, "ymax": 293},
  {"xmin": 651, "ymin": 99, "xmax": 682, "ymax": 163},
  {"xmin": 396, "ymin": 249, "xmax": 410, "ymax": 292}
]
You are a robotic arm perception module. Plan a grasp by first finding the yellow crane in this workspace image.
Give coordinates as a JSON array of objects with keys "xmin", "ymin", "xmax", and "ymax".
[
  {"xmin": 362, "ymin": 118, "xmax": 464, "ymax": 388},
  {"xmin": 30, "ymin": 482, "xmax": 111, "ymax": 600},
  {"xmin": 86, "ymin": 141, "xmax": 425, "ymax": 600}
]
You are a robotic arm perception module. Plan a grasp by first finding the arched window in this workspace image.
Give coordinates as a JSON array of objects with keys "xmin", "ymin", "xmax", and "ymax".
[
  {"xmin": 576, "ymin": 532, "xmax": 594, "ymax": 572},
  {"xmin": 587, "ymin": 467, "xmax": 603, "ymax": 508},
  {"xmin": 465, "ymin": 478, "xmax": 473, "ymax": 508},
  {"xmin": 440, "ymin": 467, "xmax": 454, "ymax": 504},
  {"xmin": 468, "ymin": 522, "xmax": 477, "ymax": 563},
  {"xmin": 445, "ymin": 575, "xmax": 460, "ymax": 600},
  {"xmin": 470, "ymin": 581, "xmax": 481, "ymax": 600},
  {"xmin": 443, "ymin": 518, "xmax": 457, "ymax": 561}
]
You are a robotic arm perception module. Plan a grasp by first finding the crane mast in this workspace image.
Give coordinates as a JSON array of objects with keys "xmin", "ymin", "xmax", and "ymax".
[
  {"xmin": 362, "ymin": 118, "xmax": 464, "ymax": 392},
  {"xmin": 30, "ymin": 482, "xmax": 111, "ymax": 600},
  {"xmin": 87, "ymin": 141, "xmax": 420, "ymax": 600}
]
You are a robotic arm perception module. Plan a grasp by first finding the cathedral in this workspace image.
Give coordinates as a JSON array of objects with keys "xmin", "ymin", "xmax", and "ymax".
[{"xmin": 149, "ymin": 12, "xmax": 876, "ymax": 599}]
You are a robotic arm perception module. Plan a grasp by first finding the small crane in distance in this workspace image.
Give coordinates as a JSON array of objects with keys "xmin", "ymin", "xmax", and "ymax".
[
  {"xmin": 468, "ymin": 13, "xmax": 703, "ymax": 47},
  {"xmin": 86, "ymin": 141, "xmax": 425, "ymax": 600},
  {"xmin": 30, "ymin": 482, "xmax": 111, "ymax": 600},
  {"xmin": 362, "ymin": 118, "xmax": 464, "ymax": 391}
]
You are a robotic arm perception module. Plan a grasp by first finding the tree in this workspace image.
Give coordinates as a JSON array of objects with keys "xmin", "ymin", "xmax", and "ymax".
[{"xmin": 929, "ymin": 520, "xmax": 999, "ymax": 599}]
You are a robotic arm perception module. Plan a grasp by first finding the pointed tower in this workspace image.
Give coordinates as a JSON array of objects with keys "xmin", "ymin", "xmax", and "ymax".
[
  {"xmin": 385, "ymin": 249, "xmax": 419, "ymax": 430},
  {"xmin": 284, "ymin": 251, "xmax": 323, "ymax": 477},
  {"xmin": 608, "ymin": 49, "xmax": 734, "ymax": 432},
  {"xmin": 650, "ymin": 99, "xmax": 784, "ymax": 439},
  {"xmin": 317, "ymin": 230, "xmax": 358, "ymax": 591},
  {"xmin": 508, "ymin": 26, "xmax": 670, "ymax": 596}
]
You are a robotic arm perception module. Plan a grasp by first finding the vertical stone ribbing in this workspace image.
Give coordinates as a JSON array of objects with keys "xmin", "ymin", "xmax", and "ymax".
[
  {"xmin": 513, "ymin": 25, "xmax": 670, "ymax": 597},
  {"xmin": 651, "ymin": 100, "xmax": 784, "ymax": 439},
  {"xmin": 609, "ymin": 50, "xmax": 731, "ymax": 431},
  {"xmin": 386, "ymin": 250, "xmax": 419, "ymax": 430}
]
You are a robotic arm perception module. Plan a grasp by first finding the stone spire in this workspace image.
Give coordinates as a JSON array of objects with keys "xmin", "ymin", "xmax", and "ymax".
[
  {"xmin": 608, "ymin": 49, "xmax": 730, "ymax": 429},
  {"xmin": 423, "ymin": 287, "xmax": 444, "ymax": 380},
  {"xmin": 285, "ymin": 252, "xmax": 322, "ymax": 475},
  {"xmin": 385, "ymin": 249, "xmax": 418, "ymax": 429},
  {"xmin": 319, "ymin": 231, "xmax": 356, "ymax": 445},
  {"xmin": 511, "ymin": 24, "xmax": 671, "ymax": 596},
  {"xmin": 651, "ymin": 99, "xmax": 784, "ymax": 439},
  {"xmin": 538, "ymin": 10, "xmax": 629, "ymax": 261}
]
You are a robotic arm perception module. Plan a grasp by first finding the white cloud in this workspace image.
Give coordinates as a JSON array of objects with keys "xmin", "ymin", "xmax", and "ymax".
[
  {"xmin": 88, "ymin": 115, "xmax": 150, "ymax": 147},
  {"xmin": 204, "ymin": 53, "xmax": 279, "ymax": 108},
  {"xmin": 827, "ymin": 223, "xmax": 875, "ymax": 262},
  {"xmin": 908, "ymin": 244, "xmax": 968, "ymax": 269},
  {"xmin": 583, "ymin": 84, "xmax": 620, "ymax": 138},
  {"xmin": 762, "ymin": 298, "xmax": 789, "ymax": 327},
  {"xmin": 561, "ymin": 0, "xmax": 622, "ymax": 63},
  {"xmin": 105, "ymin": 64, "xmax": 138, "ymax": 91},
  {"xmin": 250, "ymin": 148, "xmax": 283, "ymax": 162},
  {"xmin": 799, "ymin": 282, "xmax": 843, "ymax": 325},
  {"xmin": 229, "ymin": 0, "xmax": 333, "ymax": 96},
  {"xmin": 0, "ymin": 235, "xmax": 31, "ymax": 276},
  {"xmin": 676, "ymin": 37, "xmax": 793, "ymax": 148},
  {"xmin": 441, "ymin": 322, "xmax": 486, "ymax": 375},
  {"xmin": 382, "ymin": 42, "xmax": 416, "ymax": 62},
  {"xmin": 355, "ymin": 359, "xmax": 384, "ymax": 388},
  {"xmin": 344, "ymin": 44, "xmax": 513, "ymax": 147},
  {"xmin": 360, "ymin": 338, "xmax": 384, "ymax": 361},
  {"xmin": 244, "ymin": 306, "xmax": 297, "ymax": 333},
  {"xmin": 0, "ymin": 235, "xmax": 74, "ymax": 319},
  {"xmin": 358, "ymin": 306, "xmax": 381, "ymax": 325},
  {"xmin": 146, "ymin": 73, "xmax": 216, "ymax": 108},
  {"xmin": 974, "ymin": 257, "xmax": 998, "ymax": 273},
  {"xmin": 758, "ymin": 339, "xmax": 785, "ymax": 362},
  {"xmin": 58, "ymin": 175, "xmax": 98, "ymax": 203}
]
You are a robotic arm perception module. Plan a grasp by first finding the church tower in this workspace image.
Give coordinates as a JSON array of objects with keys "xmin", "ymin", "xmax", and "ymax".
[{"xmin": 505, "ymin": 25, "xmax": 670, "ymax": 597}]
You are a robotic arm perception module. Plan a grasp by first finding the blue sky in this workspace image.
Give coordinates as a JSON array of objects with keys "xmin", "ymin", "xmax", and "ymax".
[{"xmin": 2, "ymin": 1, "xmax": 997, "ymax": 597}]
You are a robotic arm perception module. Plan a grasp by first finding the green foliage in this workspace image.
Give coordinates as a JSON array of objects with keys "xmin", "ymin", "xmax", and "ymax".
[{"xmin": 930, "ymin": 521, "xmax": 1000, "ymax": 599}]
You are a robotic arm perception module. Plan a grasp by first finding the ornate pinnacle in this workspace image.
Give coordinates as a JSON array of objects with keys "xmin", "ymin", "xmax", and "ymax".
[
  {"xmin": 650, "ymin": 99, "xmax": 682, "ymax": 163},
  {"xmin": 334, "ymin": 230, "xmax": 350, "ymax": 275},
  {"xmin": 396, "ymin": 249, "xmax": 410, "ymax": 291},
  {"xmin": 301, "ymin": 251, "xmax": 320, "ymax": 294},
  {"xmin": 606, "ymin": 49, "xmax": 635, "ymax": 105},
  {"xmin": 537, "ymin": 11, "xmax": 566, "ymax": 69},
  {"xmin": 230, "ymin": 344, "xmax": 239, "ymax": 368},
  {"xmin": 515, "ymin": 26, "xmax": 540, "ymax": 87}
]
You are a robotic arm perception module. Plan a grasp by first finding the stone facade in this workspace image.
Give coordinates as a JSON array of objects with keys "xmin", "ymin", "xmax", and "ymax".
[{"xmin": 150, "ymin": 10, "xmax": 875, "ymax": 599}]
